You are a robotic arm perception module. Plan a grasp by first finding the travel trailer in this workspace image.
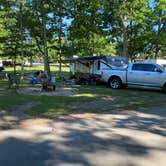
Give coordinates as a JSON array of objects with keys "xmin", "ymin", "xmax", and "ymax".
[{"xmin": 67, "ymin": 56, "xmax": 128, "ymax": 83}]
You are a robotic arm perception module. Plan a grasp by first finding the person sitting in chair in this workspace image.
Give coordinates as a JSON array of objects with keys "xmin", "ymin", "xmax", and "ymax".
[{"xmin": 31, "ymin": 75, "xmax": 38, "ymax": 84}]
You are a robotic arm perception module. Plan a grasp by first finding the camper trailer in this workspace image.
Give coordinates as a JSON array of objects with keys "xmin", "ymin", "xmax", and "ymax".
[{"xmin": 68, "ymin": 56, "xmax": 128, "ymax": 83}]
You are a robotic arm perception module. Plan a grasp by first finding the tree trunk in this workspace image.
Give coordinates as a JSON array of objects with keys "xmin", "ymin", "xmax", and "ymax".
[
  {"xmin": 41, "ymin": 3, "xmax": 50, "ymax": 76},
  {"xmin": 58, "ymin": 9, "xmax": 62, "ymax": 79},
  {"xmin": 13, "ymin": 55, "xmax": 16, "ymax": 76},
  {"xmin": 20, "ymin": 2, "xmax": 24, "ymax": 79},
  {"xmin": 122, "ymin": 16, "xmax": 128, "ymax": 58},
  {"xmin": 30, "ymin": 54, "xmax": 33, "ymax": 67},
  {"xmin": 155, "ymin": 13, "xmax": 162, "ymax": 59}
]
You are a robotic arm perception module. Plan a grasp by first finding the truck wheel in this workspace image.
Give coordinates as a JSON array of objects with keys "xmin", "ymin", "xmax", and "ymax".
[
  {"xmin": 109, "ymin": 77, "xmax": 122, "ymax": 89},
  {"xmin": 162, "ymin": 83, "xmax": 166, "ymax": 93}
]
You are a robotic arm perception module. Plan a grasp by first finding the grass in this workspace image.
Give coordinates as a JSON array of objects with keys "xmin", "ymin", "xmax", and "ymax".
[
  {"xmin": 0, "ymin": 79, "xmax": 166, "ymax": 117},
  {"xmin": 0, "ymin": 66, "xmax": 166, "ymax": 117},
  {"xmin": 0, "ymin": 65, "xmax": 70, "ymax": 88},
  {"xmin": 4, "ymin": 65, "xmax": 69, "ymax": 72},
  {"xmin": 73, "ymin": 85, "xmax": 166, "ymax": 108}
]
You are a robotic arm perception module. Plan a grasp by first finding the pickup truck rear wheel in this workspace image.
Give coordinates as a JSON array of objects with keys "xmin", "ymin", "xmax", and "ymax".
[
  {"xmin": 162, "ymin": 83, "xmax": 166, "ymax": 93},
  {"xmin": 109, "ymin": 77, "xmax": 122, "ymax": 89}
]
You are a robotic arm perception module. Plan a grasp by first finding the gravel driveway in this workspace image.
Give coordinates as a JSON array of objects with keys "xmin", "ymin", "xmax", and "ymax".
[{"xmin": 0, "ymin": 107, "xmax": 166, "ymax": 166}]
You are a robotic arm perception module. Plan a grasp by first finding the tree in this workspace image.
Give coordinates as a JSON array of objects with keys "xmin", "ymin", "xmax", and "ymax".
[
  {"xmin": 152, "ymin": 0, "xmax": 166, "ymax": 58},
  {"xmin": 50, "ymin": 0, "xmax": 68, "ymax": 77},
  {"xmin": 68, "ymin": 0, "xmax": 108, "ymax": 56},
  {"xmin": 0, "ymin": 0, "xmax": 28, "ymax": 74},
  {"xmin": 103, "ymin": 0, "xmax": 150, "ymax": 60},
  {"xmin": 0, "ymin": 0, "xmax": 165, "ymax": 68},
  {"xmin": 27, "ymin": 0, "xmax": 51, "ymax": 75}
]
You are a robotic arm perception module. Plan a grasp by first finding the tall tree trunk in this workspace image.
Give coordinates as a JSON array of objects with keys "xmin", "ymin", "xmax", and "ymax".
[
  {"xmin": 41, "ymin": 3, "xmax": 50, "ymax": 76},
  {"xmin": 90, "ymin": 39, "xmax": 94, "ymax": 56},
  {"xmin": 155, "ymin": 13, "xmax": 162, "ymax": 59},
  {"xmin": 122, "ymin": 16, "xmax": 128, "ymax": 58},
  {"xmin": 58, "ymin": 9, "xmax": 62, "ymax": 79},
  {"xmin": 13, "ymin": 55, "xmax": 16, "ymax": 76},
  {"xmin": 20, "ymin": 2, "xmax": 24, "ymax": 79},
  {"xmin": 90, "ymin": 12, "xmax": 95, "ymax": 56},
  {"xmin": 30, "ymin": 54, "xmax": 33, "ymax": 67}
]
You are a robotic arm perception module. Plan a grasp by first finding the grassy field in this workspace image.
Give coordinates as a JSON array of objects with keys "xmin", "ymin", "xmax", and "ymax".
[
  {"xmin": 4, "ymin": 65, "xmax": 69, "ymax": 72},
  {"xmin": 0, "ymin": 66, "xmax": 166, "ymax": 117},
  {"xmin": 0, "ymin": 66, "xmax": 70, "ymax": 86},
  {"xmin": 0, "ymin": 73, "xmax": 166, "ymax": 118}
]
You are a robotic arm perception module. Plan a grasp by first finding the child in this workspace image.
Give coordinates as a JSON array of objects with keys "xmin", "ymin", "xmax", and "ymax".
[{"xmin": 51, "ymin": 76, "xmax": 56, "ymax": 91}]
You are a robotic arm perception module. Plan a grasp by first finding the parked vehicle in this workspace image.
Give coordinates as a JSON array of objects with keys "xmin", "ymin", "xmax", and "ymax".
[
  {"xmin": 101, "ymin": 62, "xmax": 166, "ymax": 92},
  {"xmin": 67, "ymin": 55, "xmax": 128, "ymax": 84}
]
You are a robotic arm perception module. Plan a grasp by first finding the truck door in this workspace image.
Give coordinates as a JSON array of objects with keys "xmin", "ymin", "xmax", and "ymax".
[
  {"xmin": 128, "ymin": 63, "xmax": 163, "ymax": 87},
  {"xmin": 142, "ymin": 64, "xmax": 163, "ymax": 87},
  {"xmin": 127, "ymin": 64, "xmax": 146, "ymax": 86}
]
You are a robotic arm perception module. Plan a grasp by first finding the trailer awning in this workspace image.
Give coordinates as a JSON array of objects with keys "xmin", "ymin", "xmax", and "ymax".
[
  {"xmin": 62, "ymin": 56, "xmax": 105, "ymax": 63},
  {"xmin": 62, "ymin": 56, "xmax": 128, "ymax": 69}
]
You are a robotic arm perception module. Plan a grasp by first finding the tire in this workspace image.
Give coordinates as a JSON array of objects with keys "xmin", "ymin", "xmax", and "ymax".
[
  {"xmin": 109, "ymin": 77, "xmax": 122, "ymax": 89},
  {"xmin": 162, "ymin": 83, "xmax": 166, "ymax": 93}
]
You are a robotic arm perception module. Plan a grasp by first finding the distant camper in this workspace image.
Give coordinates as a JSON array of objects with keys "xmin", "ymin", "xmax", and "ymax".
[
  {"xmin": 0, "ymin": 60, "xmax": 3, "ymax": 67},
  {"xmin": 0, "ymin": 59, "xmax": 12, "ymax": 67}
]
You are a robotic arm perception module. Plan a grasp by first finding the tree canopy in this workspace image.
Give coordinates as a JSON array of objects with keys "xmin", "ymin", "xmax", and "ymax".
[{"xmin": 0, "ymin": 0, "xmax": 165, "ymax": 74}]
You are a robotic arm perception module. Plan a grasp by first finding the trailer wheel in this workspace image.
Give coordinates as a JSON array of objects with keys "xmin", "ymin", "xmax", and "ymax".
[{"xmin": 109, "ymin": 77, "xmax": 122, "ymax": 89}]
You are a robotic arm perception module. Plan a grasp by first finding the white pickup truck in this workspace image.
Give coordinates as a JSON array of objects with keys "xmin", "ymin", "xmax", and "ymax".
[{"xmin": 101, "ymin": 62, "xmax": 166, "ymax": 92}]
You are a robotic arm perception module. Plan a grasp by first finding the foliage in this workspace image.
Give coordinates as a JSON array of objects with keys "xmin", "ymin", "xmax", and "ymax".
[{"xmin": 0, "ymin": 0, "xmax": 165, "ymax": 64}]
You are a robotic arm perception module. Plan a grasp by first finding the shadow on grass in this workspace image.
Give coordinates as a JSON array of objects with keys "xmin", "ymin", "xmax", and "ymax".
[
  {"xmin": 1, "ymin": 83, "xmax": 166, "ymax": 117},
  {"xmin": 0, "ymin": 106, "xmax": 166, "ymax": 166}
]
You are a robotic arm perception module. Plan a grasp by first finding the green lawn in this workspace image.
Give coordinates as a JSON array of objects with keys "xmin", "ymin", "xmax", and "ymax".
[
  {"xmin": 4, "ymin": 65, "xmax": 69, "ymax": 72},
  {"xmin": 0, "ymin": 76, "xmax": 166, "ymax": 117},
  {"xmin": 0, "ymin": 65, "xmax": 70, "ymax": 87}
]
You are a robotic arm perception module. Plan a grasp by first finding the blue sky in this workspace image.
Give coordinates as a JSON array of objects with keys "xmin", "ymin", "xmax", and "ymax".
[{"xmin": 150, "ymin": 0, "xmax": 155, "ymax": 8}]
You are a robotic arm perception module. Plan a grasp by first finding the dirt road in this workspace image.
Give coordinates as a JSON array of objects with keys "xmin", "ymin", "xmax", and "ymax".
[{"xmin": 0, "ymin": 107, "xmax": 166, "ymax": 166}]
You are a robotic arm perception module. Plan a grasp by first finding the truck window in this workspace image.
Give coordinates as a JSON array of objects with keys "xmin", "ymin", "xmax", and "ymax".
[
  {"xmin": 162, "ymin": 65, "xmax": 166, "ymax": 70},
  {"xmin": 132, "ymin": 64, "xmax": 144, "ymax": 71},
  {"xmin": 143, "ymin": 64, "xmax": 156, "ymax": 72},
  {"xmin": 132, "ymin": 64, "xmax": 158, "ymax": 72}
]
